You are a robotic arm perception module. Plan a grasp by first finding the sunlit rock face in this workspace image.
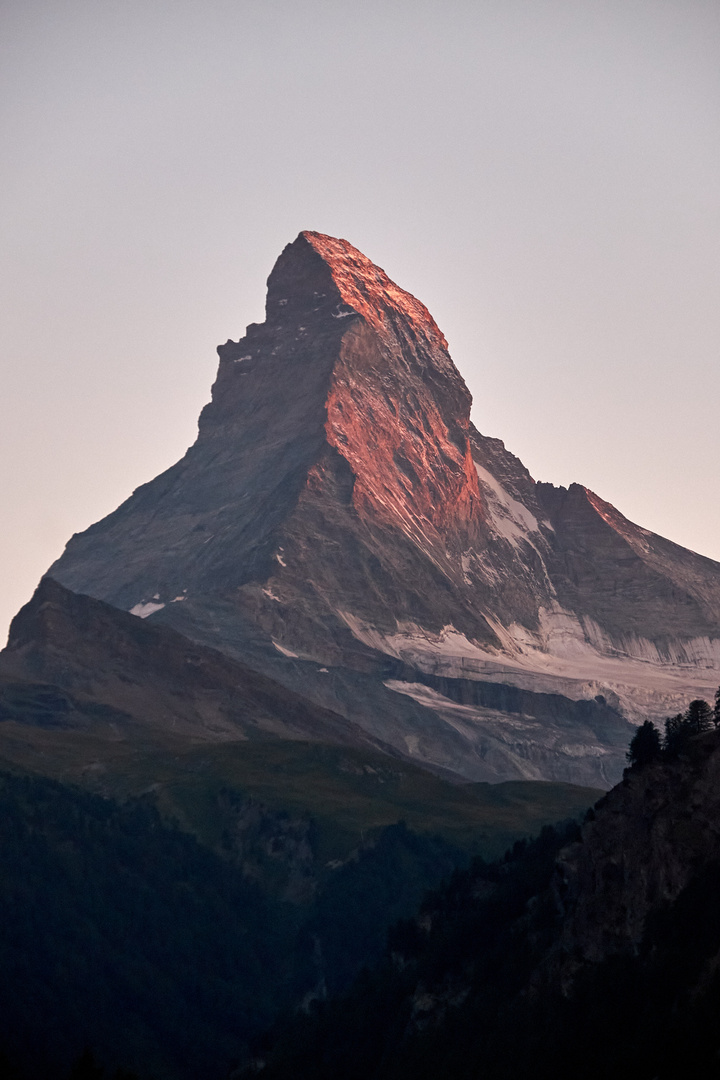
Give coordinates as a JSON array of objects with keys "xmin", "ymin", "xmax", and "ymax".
[{"xmin": 47, "ymin": 232, "xmax": 720, "ymax": 786}]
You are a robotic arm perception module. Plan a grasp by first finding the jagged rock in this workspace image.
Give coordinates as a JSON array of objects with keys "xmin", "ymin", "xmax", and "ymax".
[{"xmin": 41, "ymin": 232, "xmax": 720, "ymax": 784}]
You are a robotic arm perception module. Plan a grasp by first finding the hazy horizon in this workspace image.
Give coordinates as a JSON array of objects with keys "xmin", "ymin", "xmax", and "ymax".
[{"xmin": 2, "ymin": 0, "xmax": 719, "ymax": 641}]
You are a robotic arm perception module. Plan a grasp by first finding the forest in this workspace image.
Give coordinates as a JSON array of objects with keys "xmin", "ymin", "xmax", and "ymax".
[
  {"xmin": 249, "ymin": 689, "xmax": 720, "ymax": 1080},
  {"xmin": 0, "ymin": 772, "xmax": 465, "ymax": 1079},
  {"xmin": 2, "ymin": 689, "xmax": 720, "ymax": 1080}
]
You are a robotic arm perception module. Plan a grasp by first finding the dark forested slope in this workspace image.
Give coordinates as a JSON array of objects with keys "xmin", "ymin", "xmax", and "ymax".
[
  {"xmin": 0, "ymin": 773, "xmax": 480, "ymax": 1080},
  {"xmin": 0, "ymin": 773, "xmax": 295, "ymax": 1080},
  {"xmin": 254, "ymin": 723, "xmax": 720, "ymax": 1080}
]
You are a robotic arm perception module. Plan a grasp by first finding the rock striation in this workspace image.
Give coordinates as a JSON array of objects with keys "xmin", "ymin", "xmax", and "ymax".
[{"xmin": 43, "ymin": 231, "xmax": 720, "ymax": 785}]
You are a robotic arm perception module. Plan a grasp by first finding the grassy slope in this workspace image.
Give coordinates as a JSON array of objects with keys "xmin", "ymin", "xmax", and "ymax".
[{"xmin": 0, "ymin": 720, "xmax": 602, "ymax": 862}]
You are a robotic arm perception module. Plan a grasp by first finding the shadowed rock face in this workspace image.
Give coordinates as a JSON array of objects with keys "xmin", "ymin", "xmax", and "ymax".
[
  {"xmin": 538, "ymin": 727, "xmax": 720, "ymax": 996},
  {"xmin": 44, "ymin": 231, "xmax": 720, "ymax": 785},
  {"xmin": 0, "ymin": 577, "xmax": 389, "ymax": 751}
]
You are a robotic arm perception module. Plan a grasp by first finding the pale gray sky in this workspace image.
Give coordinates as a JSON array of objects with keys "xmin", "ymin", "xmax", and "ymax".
[{"xmin": 2, "ymin": 0, "xmax": 719, "ymax": 641}]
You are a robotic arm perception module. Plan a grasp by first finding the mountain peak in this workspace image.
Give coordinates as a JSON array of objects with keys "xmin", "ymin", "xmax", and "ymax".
[
  {"xmin": 49, "ymin": 231, "xmax": 484, "ymax": 611},
  {"xmin": 262, "ymin": 231, "xmax": 454, "ymax": 383},
  {"xmin": 286, "ymin": 231, "xmax": 449, "ymax": 349},
  {"xmin": 218, "ymin": 230, "xmax": 484, "ymax": 548},
  {"xmin": 44, "ymin": 233, "xmax": 720, "ymax": 786}
]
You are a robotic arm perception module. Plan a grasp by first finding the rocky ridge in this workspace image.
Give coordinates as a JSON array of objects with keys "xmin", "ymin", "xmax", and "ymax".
[
  {"xmin": 43, "ymin": 231, "xmax": 720, "ymax": 786},
  {"xmin": 0, "ymin": 576, "xmax": 386, "ymax": 752},
  {"xmin": 551, "ymin": 726, "xmax": 720, "ymax": 975}
]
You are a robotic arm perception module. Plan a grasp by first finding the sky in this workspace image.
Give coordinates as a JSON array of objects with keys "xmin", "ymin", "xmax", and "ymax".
[{"xmin": 2, "ymin": 0, "xmax": 719, "ymax": 642}]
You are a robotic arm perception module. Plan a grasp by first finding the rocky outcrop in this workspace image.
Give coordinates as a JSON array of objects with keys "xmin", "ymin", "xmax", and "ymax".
[
  {"xmin": 551, "ymin": 727, "xmax": 720, "ymax": 975},
  {"xmin": 43, "ymin": 231, "xmax": 720, "ymax": 785},
  {"xmin": 216, "ymin": 789, "xmax": 318, "ymax": 904}
]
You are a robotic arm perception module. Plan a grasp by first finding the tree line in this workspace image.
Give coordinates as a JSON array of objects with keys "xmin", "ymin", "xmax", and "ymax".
[{"xmin": 627, "ymin": 686, "xmax": 720, "ymax": 768}]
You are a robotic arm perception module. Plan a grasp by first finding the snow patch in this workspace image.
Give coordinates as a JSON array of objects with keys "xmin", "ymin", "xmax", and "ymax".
[
  {"xmin": 558, "ymin": 743, "xmax": 610, "ymax": 758},
  {"xmin": 339, "ymin": 612, "xmax": 493, "ymax": 668},
  {"xmin": 275, "ymin": 552, "xmax": 287, "ymax": 567},
  {"xmin": 386, "ymin": 680, "xmax": 482, "ymax": 715},
  {"xmin": 339, "ymin": 609, "xmax": 720, "ymax": 724},
  {"xmin": 475, "ymin": 463, "xmax": 540, "ymax": 549},
  {"xmin": 273, "ymin": 640, "xmax": 298, "ymax": 658},
  {"xmin": 262, "ymin": 588, "xmax": 281, "ymax": 602},
  {"xmin": 129, "ymin": 601, "xmax": 165, "ymax": 619}
]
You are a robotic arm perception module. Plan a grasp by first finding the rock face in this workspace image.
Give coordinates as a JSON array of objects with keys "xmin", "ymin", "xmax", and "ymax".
[
  {"xmin": 553, "ymin": 729, "xmax": 720, "ymax": 971},
  {"xmin": 0, "ymin": 577, "xmax": 386, "ymax": 752},
  {"xmin": 44, "ymin": 231, "xmax": 720, "ymax": 785}
]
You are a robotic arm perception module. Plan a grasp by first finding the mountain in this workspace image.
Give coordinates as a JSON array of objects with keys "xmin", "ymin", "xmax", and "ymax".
[
  {"xmin": 0, "ymin": 576, "xmax": 600, "ymax": 863},
  {"xmin": 253, "ymin": 726, "xmax": 720, "ymax": 1080},
  {"xmin": 0, "ymin": 575, "xmax": 388, "ymax": 752},
  {"xmin": 0, "ymin": 583, "xmax": 604, "ymax": 1080},
  {"xmin": 0, "ymin": 580, "xmax": 603, "ymax": 1080},
  {"xmin": 45, "ymin": 231, "xmax": 720, "ymax": 785}
]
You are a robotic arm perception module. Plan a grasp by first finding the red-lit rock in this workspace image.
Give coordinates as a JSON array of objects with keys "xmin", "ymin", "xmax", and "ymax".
[{"xmin": 42, "ymin": 232, "xmax": 720, "ymax": 786}]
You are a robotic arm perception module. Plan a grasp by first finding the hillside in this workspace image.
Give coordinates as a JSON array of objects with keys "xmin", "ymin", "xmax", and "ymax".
[{"xmin": 253, "ymin": 722, "xmax": 720, "ymax": 1080}]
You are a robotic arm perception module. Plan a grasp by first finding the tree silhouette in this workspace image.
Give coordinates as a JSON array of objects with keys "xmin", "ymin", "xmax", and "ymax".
[
  {"xmin": 626, "ymin": 721, "xmax": 661, "ymax": 768},
  {"xmin": 685, "ymin": 699, "xmax": 713, "ymax": 736},
  {"xmin": 663, "ymin": 713, "xmax": 687, "ymax": 755},
  {"xmin": 663, "ymin": 700, "xmax": 713, "ymax": 756}
]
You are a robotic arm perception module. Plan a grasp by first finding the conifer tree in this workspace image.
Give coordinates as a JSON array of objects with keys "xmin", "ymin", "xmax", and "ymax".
[
  {"xmin": 685, "ymin": 699, "xmax": 713, "ymax": 735},
  {"xmin": 627, "ymin": 720, "xmax": 662, "ymax": 768},
  {"xmin": 663, "ymin": 713, "xmax": 686, "ymax": 755}
]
